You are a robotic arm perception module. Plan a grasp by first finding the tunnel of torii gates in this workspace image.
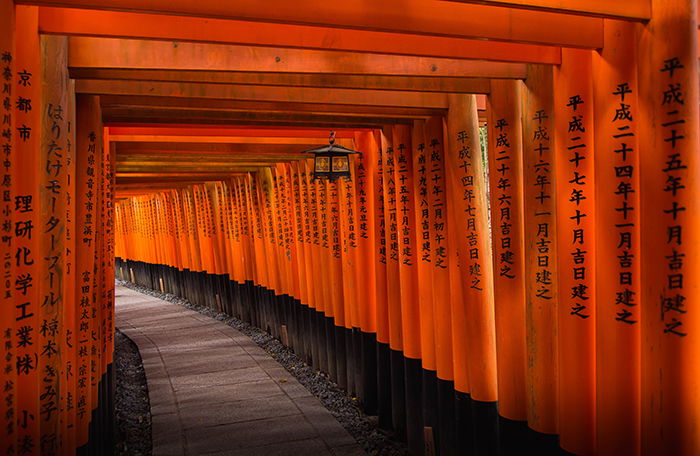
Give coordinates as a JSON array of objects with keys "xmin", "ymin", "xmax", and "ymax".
[{"xmin": 0, "ymin": 0, "xmax": 699, "ymax": 455}]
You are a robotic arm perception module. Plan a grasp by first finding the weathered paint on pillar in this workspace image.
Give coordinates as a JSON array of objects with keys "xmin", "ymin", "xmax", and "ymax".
[
  {"xmin": 521, "ymin": 64, "xmax": 559, "ymax": 435},
  {"xmin": 638, "ymin": 1, "xmax": 700, "ymax": 454},
  {"xmin": 487, "ymin": 79, "xmax": 528, "ymax": 421}
]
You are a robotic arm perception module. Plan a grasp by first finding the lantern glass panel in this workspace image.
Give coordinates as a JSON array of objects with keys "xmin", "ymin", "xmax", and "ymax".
[
  {"xmin": 315, "ymin": 156, "xmax": 330, "ymax": 172},
  {"xmin": 332, "ymin": 156, "xmax": 349, "ymax": 172}
]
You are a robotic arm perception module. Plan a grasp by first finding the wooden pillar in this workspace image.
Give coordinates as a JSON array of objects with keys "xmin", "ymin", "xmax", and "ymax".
[
  {"xmin": 75, "ymin": 94, "xmax": 101, "ymax": 448},
  {"xmin": 411, "ymin": 118, "xmax": 439, "ymax": 444},
  {"xmin": 0, "ymin": 0, "xmax": 16, "ymax": 453},
  {"xmin": 553, "ymin": 48, "xmax": 596, "ymax": 455},
  {"xmin": 392, "ymin": 123, "xmax": 423, "ymax": 454},
  {"xmin": 14, "ymin": 6, "xmax": 41, "ymax": 454},
  {"xmin": 592, "ymin": 20, "xmax": 641, "ymax": 456},
  {"xmin": 61, "ymin": 75, "xmax": 77, "ymax": 455},
  {"xmin": 380, "ymin": 126, "xmax": 406, "ymax": 436},
  {"xmin": 424, "ymin": 115, "xmax": 455, "ymax": 454},
  {"xmin": 445, "ymin": 93, "xmax": 498, "ymax": 453},
  {"xmin": 487, "ymin": 79, "xmax": 528, "ymax": 423},
  {"xmin": 353, "ymin": 131, "xmax": 379, "ymax": 413},
  {"xmin": 638, "ymin": 1, "xmax": 700, "ymax": 455},
  {"xmin": 39, "ymin": 33, "xmax": 69, "ymax": 455},
  {"xmin": 521, "ymin": 64, "xmax": 559, "ymax": 436}
]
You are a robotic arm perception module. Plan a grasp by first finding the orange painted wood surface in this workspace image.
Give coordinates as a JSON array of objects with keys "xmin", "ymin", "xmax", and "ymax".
[{"xmin": 487, "ymin": 79, "xmax": 527, "ymax": 420}]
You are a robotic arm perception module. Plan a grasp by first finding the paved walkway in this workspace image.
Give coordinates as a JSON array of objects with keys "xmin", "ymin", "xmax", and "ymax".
[{"xmin": 115, "ymin": 284, "xmax": 365, "ymax": 456}]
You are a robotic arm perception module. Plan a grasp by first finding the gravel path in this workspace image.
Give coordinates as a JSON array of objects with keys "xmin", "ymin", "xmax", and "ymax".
[
  {"xmin": 114, "ymin": 329, "xmax": 153, "ymax": 456},
  {"xmin": 116, "ymin": 279, "xmax": 409, "ymax": 456}
]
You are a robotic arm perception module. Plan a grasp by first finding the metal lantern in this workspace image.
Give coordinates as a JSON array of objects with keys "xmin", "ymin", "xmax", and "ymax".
[{"xmin": 302, "ymin": 131, "xmax": 361, "ymax": 181}]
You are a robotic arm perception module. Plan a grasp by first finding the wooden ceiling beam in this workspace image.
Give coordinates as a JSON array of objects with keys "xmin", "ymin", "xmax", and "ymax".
[
  {"xmin": 78, "ymin": 80, "xmax": 491, "ymax": 110},
  {"xmin": 39, "ymin": 7, "xmax": 561, "ymax": 64},
  {"xmin": 98, "ymin": 95, "xmax": 445, "ymax": 117},
  {"xmin": 21, "ymin": 0, "xmax": 603, "ymax": 48},
  {"xmin": 117, "ymin": 171, "xmax": 264, "ymax": 178},
  {"xmin": 70, "ymin": 69, "xmax": 492, "ymax": 94},
  {"xmin": 439, "ymin": 0, "xmax": 650, "ymax": 21},
  {"xmin": 116, "ymin": 155, "xmax": 304, "ymax": 163},
  {"xmin": 69, "ymin": 37, "xmax": 527, "ymax": 78},
  {"xmin": 117, "ymin": 164, "xmax": 285, "ymax": 172},
  {"xmin": 114, "ymin": 143, "xmax": 325, "ymax": 154},
  {"xmin": 109, "ymin": 135, "xmax": 352, "ymax": 145},
  {"xmin": 108, "ymin": 126, "xmax": 360, "ymax": 138},
  {"xmin": 101, "ymin": 108, "xmax": 417, "ymax": 128}
]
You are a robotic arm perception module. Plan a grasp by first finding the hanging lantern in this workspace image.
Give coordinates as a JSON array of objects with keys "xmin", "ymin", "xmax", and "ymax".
[{"xmin": 302, "ymin": 131, "xmax": 361, "ymax": 181}]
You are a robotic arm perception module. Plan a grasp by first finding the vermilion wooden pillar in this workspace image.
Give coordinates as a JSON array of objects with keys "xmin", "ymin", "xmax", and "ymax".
[
  {"xmin": 487, "ymin": 79, "xmax": 528, "ymax": 424},
  {"xmin": 411, "ymin": 118, "xmax": 438, "ymax": 447},
  {"xmin": 446, "ymin": 93, "xmax": 498, "ymax": 453},
  {"xmin": 638, "ymin": 1, "xmax": 700, "ymax": 455},
  {"xmin": 380, "ymin": 126, "xmax": 406, "ymax": 436},
  {"xmin": 521, "ymin": 64, "xmax": 559, "ymax": 438},
  {"xmin": 14, "ymin": 6, "xmax": 41, "ymax": 454},
  {"xmin": 592, "ymin": 20, "xmax": 641, "ymax": 456},
  {"xmin": 352, "ymin": 131, "xmax": 379, "ymax": 413},
  {"xmin": 75, "ymin": 94, "xmax": 101, "ymax": 448},
  {"xmin": 62, "ymin": 77, "xmax": 77, "ymax": 455},
  {"xmin": 424, "ymin": 115, "xmax": 455, "ymax": 454},
  {"xmin": 392, "ymin": 123, "xmax": 423, "ymax": 454},
  {"xmin": 554, "ymin": 48, "xmax": 597, "ymax": 455},
  {"xmin": 0, "ymin": 1, "xmax": 16, "ymax": 453},
  {"xmin": 39, "ymin": 34, "xmax": 69, "ymax": 454}
]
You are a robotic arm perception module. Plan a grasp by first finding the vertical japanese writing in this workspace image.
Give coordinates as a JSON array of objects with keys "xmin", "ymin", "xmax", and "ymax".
[
  {"xmin": 658, "ymin": 57, "xmax": 688, "ymax": 337},
  {"xmin": 455, "ymin": 128, "xmax": 483, "ymax": 290},
  {"xmin": 39, "ymin": 49, "xmax": 68, "ymax": 451},
  {"xmin": 532, "ymin": 109, "xmax": 554, "ymax": 302},
  {"xmin": 492, "ymin": 119, "xmax": 516, "ymax": 281},
  {"xmin": 563, "ymin": 95, "xmax": 592, "ymax": 319},
  {"xmin": 0, "ymin": 45, "xmax": 15, "ymax": 455},
  {"xmin": 610, "ymin": 82, "xmax": 638, "ymax": 325},
  {"xmin": 429, "ymin": 137, "xmax": 446, "ymax": 270},
  {"xmin": 395, "ymin": 143, "xmax": 412, "ymax": 266}
]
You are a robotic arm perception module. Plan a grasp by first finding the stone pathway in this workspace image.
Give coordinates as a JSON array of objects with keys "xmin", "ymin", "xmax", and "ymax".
[{"xmin": 115, "ymin": 284, "xmax": 366, "ymax": 456}]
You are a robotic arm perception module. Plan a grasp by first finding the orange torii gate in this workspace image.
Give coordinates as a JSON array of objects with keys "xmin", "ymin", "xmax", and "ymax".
[{"xmin": 2, "ymin": 0, "xmax": 700, "ymax": 455}]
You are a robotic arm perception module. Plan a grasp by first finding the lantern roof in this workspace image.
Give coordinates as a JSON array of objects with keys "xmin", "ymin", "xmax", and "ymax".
[{"xmin": 301, "ymin": 142, "xmax": 361, "ymax": 156}]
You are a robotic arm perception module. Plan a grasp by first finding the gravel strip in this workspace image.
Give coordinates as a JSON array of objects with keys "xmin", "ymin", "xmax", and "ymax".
[
  {"xmin": 116, "ymin": 280, "xmax": 409, "ymax": 456},
  {"xmin": 114, "ymin": 328, "xmax": 152, "ymax": 456}
]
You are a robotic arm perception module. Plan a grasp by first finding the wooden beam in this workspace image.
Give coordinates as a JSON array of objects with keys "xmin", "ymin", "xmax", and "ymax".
[
  {"xmin": 78, "ymin": 80, "xmax": 454, "ymax": 109},
  {"xmin": 110, "ymin": 135, "xmax": 339, "ymax": 144},
  {"xmin": 69, "ymin": 37, "xmax": 528, "ymax": 78},
  {"xmin": 98, "ymin": 95, "xmax": 444, "ymax": 117},
  {"xmin": 116, "ymin": 164, "xmax": 282, "ymax": 172},
  {"xmin": 70, "ymin": 68, "xmax": 492, "ymax": 94},
  {"xmin": 116, "ymin": 155, "xmax": 303, "ymax": 163},
  {"xmin": 21, "ymin": 0, "xmax": 603, "ymax": 48},
  {"xmin": 117, "ymin": 171, "xmax": 265, "ymax": 178},
  {"xmin": 439, "ymin": 0, "xmax": 650, "ymax": 21},
  {"xmin": 114, "ymin": 143, "xmax": 326, "ymax": 154},
  {"xmin": 108, "ymin": 126, "xmax": 360, "ymax": 138},
  {"xmin": 101, "ymin": 107, "xmax": 417, "ymax": 127},
  {"xmin": 39, "ymin": 7, "xmax": 561, "ymax": 64}
]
